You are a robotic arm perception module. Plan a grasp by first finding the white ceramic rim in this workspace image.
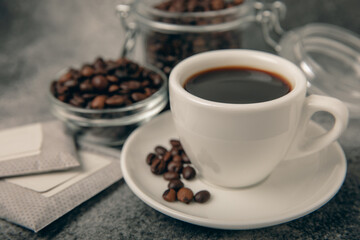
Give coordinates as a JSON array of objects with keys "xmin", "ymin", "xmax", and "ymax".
[{"xmin": 169, "ymin": 49, "xmax": 307, "ymax": 111}]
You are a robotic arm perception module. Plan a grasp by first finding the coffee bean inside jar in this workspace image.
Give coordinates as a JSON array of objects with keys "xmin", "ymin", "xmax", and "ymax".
[
  {"xmin": 145, "ymin": 0, "xmax": 246, "ymax": 76},
  {"xmin": 119, "ymin": 0, "xmax": 252, "ymax": 78},
  {"xmin": 51, "ymin": 57, "xmax": 164, "ymax": 109}
]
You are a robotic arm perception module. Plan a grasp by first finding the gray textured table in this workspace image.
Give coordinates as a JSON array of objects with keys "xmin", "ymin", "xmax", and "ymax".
[{"xmin": 0, "ymin": 0, "xmax": 359, "ymax": 239}]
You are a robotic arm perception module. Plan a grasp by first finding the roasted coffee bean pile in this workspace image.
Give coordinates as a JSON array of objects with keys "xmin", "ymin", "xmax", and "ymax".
[
  {"xmin": 155, "ymin": 0, "xmax": 244, "ymax": 12},
  {"xmin": 51, "ymin": 57, "xmax": 163, "ymax": 109},
  {"xmin": 146, "ymin": 139, "xmax": 211, "ymax": 204},
  {"xmin": 146, "ymin": 0, "xmax": 245, "ymax": 76}
]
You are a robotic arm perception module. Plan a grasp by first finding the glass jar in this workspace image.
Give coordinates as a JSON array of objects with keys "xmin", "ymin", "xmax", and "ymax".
[
  {"xmin": 117, "ymin": 0, "xmax": 360, "ymax": 119},
  {"xmin": 49, "ymin": 65, "xmax": 168, "ymax": 146},
  {"xmin": 117, "ymin": 0, "xmax": 286, "ymax": 76},
  {"xmin": 278, "ymin": 23, "xmax": 360, "ymax": 118}
]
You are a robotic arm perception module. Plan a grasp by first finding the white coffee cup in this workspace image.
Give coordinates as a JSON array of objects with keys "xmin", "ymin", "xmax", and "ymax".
[{"xmin": 169, "ymin": 49, "xmax": 348, "ymax": 188}]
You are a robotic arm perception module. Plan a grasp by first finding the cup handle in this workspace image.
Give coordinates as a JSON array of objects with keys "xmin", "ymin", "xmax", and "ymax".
[{"xmin": 285, "ymin": 95, "xmax": 349, "ymax": 160}]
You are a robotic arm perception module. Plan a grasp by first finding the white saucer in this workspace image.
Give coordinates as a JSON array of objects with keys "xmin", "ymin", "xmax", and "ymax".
[{"xmin": 120, "ymin": 111, "xmax": 347, "ymax": 230}]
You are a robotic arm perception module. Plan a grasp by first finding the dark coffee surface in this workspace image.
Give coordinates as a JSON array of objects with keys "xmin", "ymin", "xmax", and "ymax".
[{"xmin": 184, "ymin": 67, "xmax": 291, "ymax": 104}]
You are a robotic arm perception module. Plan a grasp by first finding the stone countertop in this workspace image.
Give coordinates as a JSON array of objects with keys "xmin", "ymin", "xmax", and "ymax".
[{"xmin": 0, "ymin": 0, "xmax": 359, "ymax": 239}]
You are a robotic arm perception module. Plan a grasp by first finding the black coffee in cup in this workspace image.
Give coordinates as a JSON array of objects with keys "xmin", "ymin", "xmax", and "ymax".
[{"xmin": 183, "ymin": 67, "xmax": 292, "ymax": 104}]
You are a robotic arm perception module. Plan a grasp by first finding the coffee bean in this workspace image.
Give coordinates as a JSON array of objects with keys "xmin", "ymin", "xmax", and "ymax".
[
  {"xmin": 194, "ymin": 190, "xmax": 210, "ymax": 203},
  {"xmin": 163, "ymin": 171, "xmax": 180, "ymax": 180},
  {"xmin": 59, "ymin": 71, "xmax": 72, "ymax": 83},
  {"xmin": 114, "ymin": 69, "xmax": 128, "ymax": 79},
  {"xmin": 170, "ymin": 139, "xmax": 181, "ymax": 147},
  {"xmin": 149, "ymin": 73, "xmax": 162, "ymax": 86},
  {"xmin": 116, "ymin": 58, "xmax": 128, "ymax": 68},
  {"xmin": 144, "ymin": 87, "xmax": 153, "ymax": 97},
  {"xmin": 146, "ymin": 153, "xmax": 156, "ymax": 165},
  {"xmin": 63, "ymin": 79, "xmax": 78, "ymax": 89},
  {"xmin": 210, "ymin": 0, "xmax": 224, "ymax": 10},
  {"xmin": 105, "ymin": 95, "xmax": 126, "ymax": 107},
  {"xmin": 127, "ymin": 62, "xmax": 139, "ymax": 74},
  {"xmin": 57, "ymin": 94, "xmax": 67, "ymax": 102},
  {"xmin": 163, "ymin": 189, "xmax": 177, "ymax": 202},
  {"xmin": 56, "ymin": 82, "xmax": 68, "ymax": 95},
  {"xmin": 163, "ymin": 66, "xmax": 172, "ymax": 75},
  {"xmin": 91, "ymin": 95, "xmax": 107, "ymax": 109},
  {"xmin": 167, "ymin": 160, "xmax": 183, "ymax": 173},
  {"xmin": 79, "ymin": 79, "xmax": 93, "ymax": 92},
  {"xmin": 106, "ymin": 75, "xmax": 118, "ymax": 83},
  {"xmin": 177, "ymin": 187, "xmax": 194, "ymax": 204},
  {"xmin": 163, "ymin": 151, "xmax": 172, "ymax": 163},
  {"xmin": 106, "ymin": 62, "xmax": 118, "ymax": 73},
  {"xmin": 181, "ymin": 153, "xmax": 191, "ymax": 163},
  {"xmin": 121, "ymin": 80, "xmax": 141, "ymax": 91},
  {"xmin": 81, "ymin": 66, "xmax": 95, "ymax": 77},
  {"xmin": 94, "ymin": 57, "xmax": 106, "ymax": 70},
  {"xmin": 172, "ymin": 155, "xmax": 182, "ymax": 162},
  {"xmin": 182, "ymin": 166, "xmax": 196, "ymax": 180},
  {"xmin": 155, "ymin": 146, "xmax": 167, "ymax": 156},
  {"xmin": 108, "ymin": 84, "xmax": 119, "ymax": 93},
  {"xmin": 151, "ymin": 158, "xmax": 166, "ymax": 175},
  {"xmin": 92, "ymin": 75, "xmax": 108, "ymax": 91},
  {"xmin": 168, "ymin": 179, "xmax": 184, "ymax": 191},
  {"xmin": 69, "ymin": 95, "xmax": 85, "ymax": 107},
  {"xmin": 82, "ymin": 93, "xmax": 96, "ymax": 100},
  {"xmin": 131, "ymin": 92, "xmax": 147, "ymax": 102}
]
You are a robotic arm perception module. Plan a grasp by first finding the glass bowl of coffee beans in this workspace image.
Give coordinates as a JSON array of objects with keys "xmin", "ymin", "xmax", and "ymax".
[{"xmin": 49, "ymin": 57, "xmax": 168, "ymax": 146}]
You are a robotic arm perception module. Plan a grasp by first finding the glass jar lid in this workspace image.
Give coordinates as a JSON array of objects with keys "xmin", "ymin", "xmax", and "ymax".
[{"xmin": 279, "ymin": 23, "xmax": 360, "ymax": 118}]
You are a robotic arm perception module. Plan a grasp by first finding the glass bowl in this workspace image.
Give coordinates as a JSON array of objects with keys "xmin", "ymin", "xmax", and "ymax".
[{"xmin": 49, "ymin": 64, "xmax": 168, "ymax": 146}]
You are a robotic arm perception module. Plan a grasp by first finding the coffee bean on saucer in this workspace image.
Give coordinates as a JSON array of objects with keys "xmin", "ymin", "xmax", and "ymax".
[
  {"xmin": 170, "ymin": 147, "xmax": 181, "ymax": 156},
  {"xmin": 146, "ymin": 153, "xmax": 156, "ymax": 165},
  {"xmin": 155, "ymin": 146, "xmax": 167, "ymax": 156},
  {"xmin": 182, "ymin": 166, "xmax": 196, "ymax": 180},
  {"xmin": 177, "ymin": 187, "xmax": 194, "ymax": 204},
  {"xmin": 181, "ymin": 153, "xmax": 191, "ymax": 163},
  {"xmin": 170, "ymin": 139, "xmax": 181, "ymax": 147},
  {"xmin": 163, "ymin": 151, "xmax": 173, "ymax": 163},
  {"xmin": 194, "ymin": 190, "xmax": 211, "ymax": 203},
  {"xmin": 145, "ymin": 138, "xmax": 211, "ymax": 206},
  {"xmin": 172, "ymin": 155, "xmax": 182, "ymax": 162},
  {"xmin": 163, "ymin": 171, "xmax": 180, "ymax": 180},
  {"xmin": 163, "ymin": 189, "xmax": 177, "ymax": 202},
  {"xmin": 168, "ymin": 179, "xmax": 184, "ymax": 191},
  {"xmin": 151, "ymin": 158, "xmax": 166, "ymax": 175},
  {"xmin": 167, "ymin": 160, "xmax": 183, "ymax": 173}
]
